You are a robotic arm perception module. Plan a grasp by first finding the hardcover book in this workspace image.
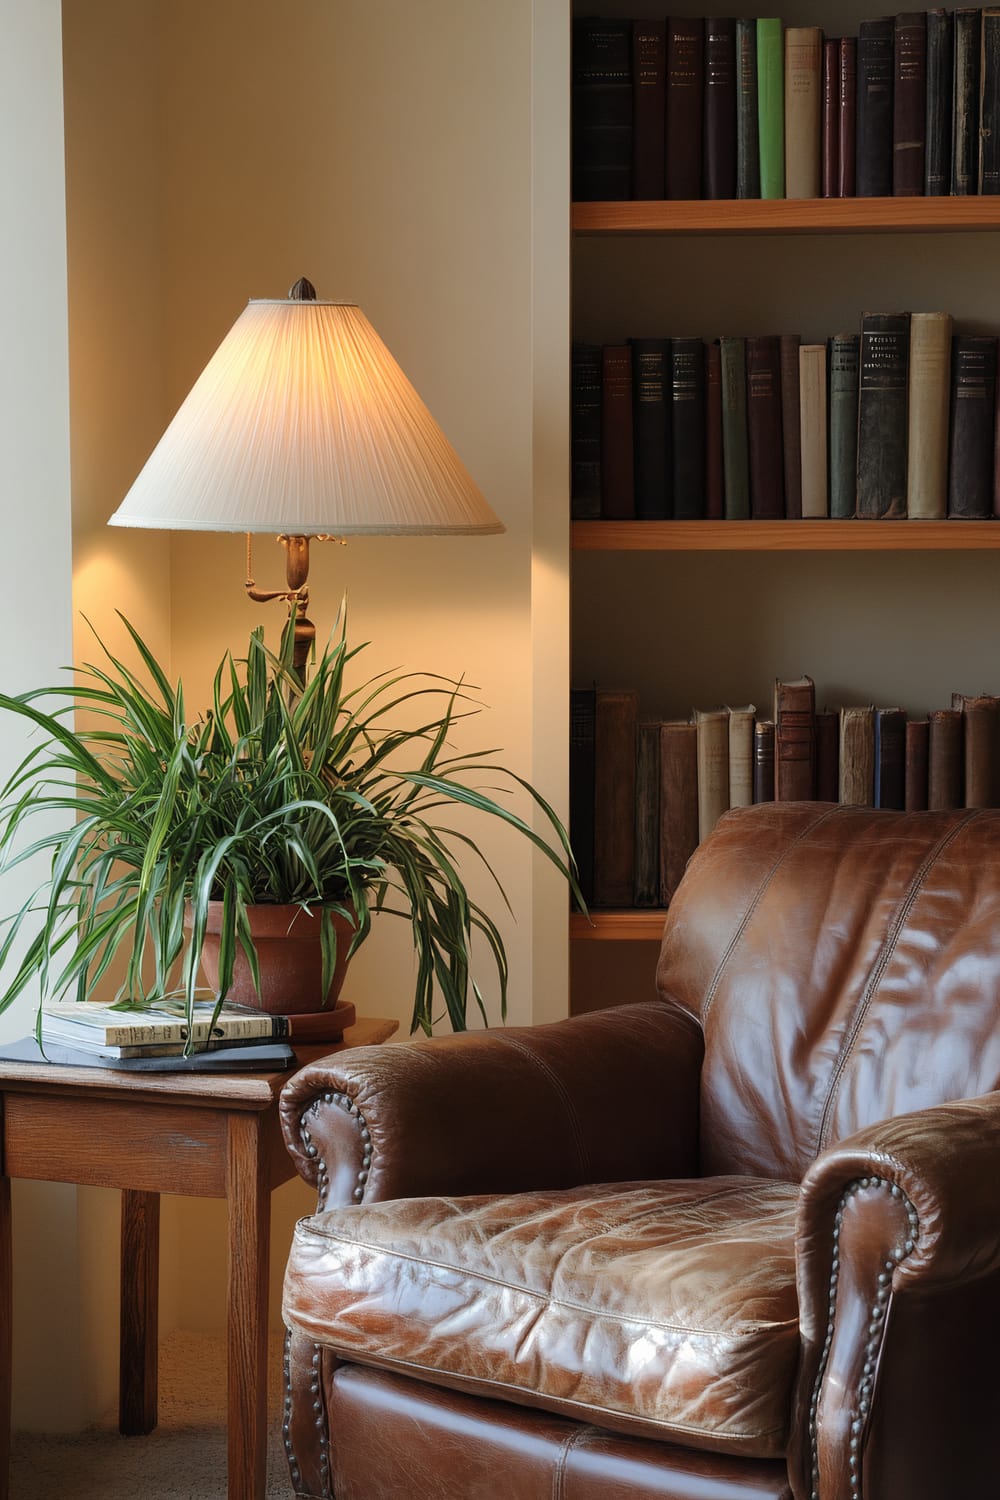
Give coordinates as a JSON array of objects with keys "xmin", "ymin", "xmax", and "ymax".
[
  {"xmin": 593, "ymin": 688, "xmax": 639, "ymax": 906},
  {"xmin": 949, "ymin": 335, "xmax": 998, "ymax": 519},
  {"xmin": 856, "ymin": 18, "xmax": 895, "ymax": 196},
  {"xmin": 632, "ymin": 338, "xmax": 671, "ymax": 519},
  {"xmin": 40, "ymin": 998, "xmax": 288, "ymax": 1053},
  {"xmin": 633, "ymin": 720, "xmax": 662, "ymax": 907},
  {"xmin": 746, "ymin": 335, "xmax": 785, "ymax": 518},
  {"xmin": 572, "ymin": 18, "xmax": 633, "ymax": 202},
  {"xmin": 925, "ymin": 10, "xmax": 954, "ymax": 194},
  {"xmin": 736, "ymin": 18, "xmax": 761, "ymax": 197},
  {"xmin": 980, "ymin": 9, "xmax": 1000, "ymax": 193},
  {"xmin": 704, "ymin": 17, "xmax": 737, "ymax": 198},
  {"xmin": 756, "ymin": 18, "xmax": 785, "ymax": 198},
  {"xmin": 705, "ymin": 340, "xmax": 725, "ymax": 518},
  {"xmin": 927, "ymin": 706, "xmax": 964, "ymax": 809},
  {"xmin": 799, "ymin": 344, "xmax": 828, "ymax": 519},
  {"xmin": 695, "ymin": 707, "xmax": 730, "ymax": 840},
  {"xmin": 666, "ymin": 19, "xmax": 704, "ymax": 198},
  {"xmin": 659, "ymin": 720, "xmax": 699, "ymax": 904},
  {"xmin": 874, "ymin": 706, "xmax": 907, "ymax": 809},
  {"xmin": 907, "ymin": 312, "xmax": 953, "ymax": 520},
  {"xmin": 857, "ymin": 312, "xmax": 910, "ymax": 519},
  {"xmin": 780, "ymin": 334, "xmax": 803, "ymax": 519},
  {"xmin": 893, "ymin": 12, "xmax": 927, "ymax": 195},
  {"xmin": 569, "ymin": 687, "xmax": 596, "ymax": 905},
  {"xmin": 571, "ymin": 343, "xmax": 602, "ymax": 521},
  {"xmin": 720, "ymin": 335, "xmax": 751, "ymax": 519},
  {"xmin": 905, "ymin": 719, "xmax": 930, "ymax": 811},
  {"xmin": 954, "ymin": 692, "xmax": 1000, "ymax": 807},
  {"xmin": 600, "ymin": 344, "xmax": 635, "ymax": 519},
  {"xmin": 785, "ymin": 26, "xmax": 822, "ymax": 198},
  {"xmin": 774, "ymin": 674, "xmax": 816, "ymax": 800},
  {"xmin": 838, "ymin": 37, "xmax": 858, "ymax": 195},
  {"xmin": 753, "ymin": 719, "xmax": 776, "ymax": 803},
  {"xmin": 816, "ymin": 709, "xmax": 840, "ymax": 801},
  {"xmin": 822, "ymin": 38, "xmax": 840, "ymax": 196},
  {"xmin": 672, "ymin": 337, "xmax": 707, "ymax": 517},
  {"xmin": 839, "ymin": 705, "xmax": 876, "ymax": 807},
  {"xmin": 727, "ymin": 703, "xmax": 756, "ymax": 808},
  {"xmin": 632, "ymin": 19, "xmax": 666, "ymax": 199},
  {"xmin": 829, "ymin": 333, "xmax": 860, "ymax": 519},
  {"xmin": 952, "ymin": 9, "xmax": 982, "ymax": 194}
]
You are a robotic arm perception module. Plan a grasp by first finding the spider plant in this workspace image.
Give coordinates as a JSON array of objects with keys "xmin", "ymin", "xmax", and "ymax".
[{"xmin": 0, "ymin": 609, "xmax": 581, "ymax": 1035}]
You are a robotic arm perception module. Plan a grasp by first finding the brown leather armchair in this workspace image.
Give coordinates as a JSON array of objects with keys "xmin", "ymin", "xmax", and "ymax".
[{"xmin": 279, "ymin": 804, "xmax": 1000, "ymax": 1499}]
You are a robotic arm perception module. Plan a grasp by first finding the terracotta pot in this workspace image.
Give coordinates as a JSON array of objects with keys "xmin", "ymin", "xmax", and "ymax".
[{"xmin": 195, "ymin": 902, "xmax": 355, "ymax": 1015}]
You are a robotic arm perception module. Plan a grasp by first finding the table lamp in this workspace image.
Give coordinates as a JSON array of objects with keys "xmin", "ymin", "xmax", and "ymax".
[{"xmin": 108, "ymin": 277, "xmax": 503, "ymax": 672}]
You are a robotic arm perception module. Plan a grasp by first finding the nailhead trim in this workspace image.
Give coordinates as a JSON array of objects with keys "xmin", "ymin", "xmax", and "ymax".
[
  {"xmin": 808, "ymin": 1176, "xmax": 919, "ymax": 1500},
  {"xmin": 298, "ymin": 1089, "xmax": 373, "ymax": 1210}
]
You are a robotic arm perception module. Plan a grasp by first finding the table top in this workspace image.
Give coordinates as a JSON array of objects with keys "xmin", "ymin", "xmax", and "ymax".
[{"xmin": 0, "ymin": 1016, "xmax": 399, "ymax": 1111}]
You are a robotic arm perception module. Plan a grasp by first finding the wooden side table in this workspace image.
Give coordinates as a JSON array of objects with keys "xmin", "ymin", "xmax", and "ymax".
[{"xmin": 0, "ymin": 1016, "xmax": 397, "ymax": 1500}]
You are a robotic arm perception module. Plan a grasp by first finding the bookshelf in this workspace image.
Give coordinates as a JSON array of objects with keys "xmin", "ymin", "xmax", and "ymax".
[{"xmin": 568, "ymin": 2, "xmax": 1000, "ymax": 1013}]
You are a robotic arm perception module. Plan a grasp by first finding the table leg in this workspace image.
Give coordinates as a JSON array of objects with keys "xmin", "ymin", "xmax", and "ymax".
[
  {"xmin": 226, "ymin": 1111, "xmax": 270, "ymax": 1500},
  {"xmin": 119, "ymin": 1188, "xmax": 159, "ymax": 1435},
  {"xmin": 0, "ymin": 1172, "xmax": 11, "ymax": 1500}
]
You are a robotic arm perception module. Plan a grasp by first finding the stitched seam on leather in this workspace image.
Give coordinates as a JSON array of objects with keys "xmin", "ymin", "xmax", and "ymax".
[
  {"xmin": 298, "ymin": 1230, "xmax": 796, "ymax": 1337},
  {"xmin": 815, "ymin": 810, "xmax": 982, "ymax": 1153},
  {"xmin": 296, "ymin": 1344, "xmax": 787, "ymax": 1442},
  {"xmin": 491, "ymin": 1034, "xmax": 592, "ymax": 1180},
  {"xmin": 701, "ymin": 804, "xmax": 843, "ymax": 1025},
  {"xmin": 553, "ymin": 1426, "xmax": 593, "ymax": 1500}
]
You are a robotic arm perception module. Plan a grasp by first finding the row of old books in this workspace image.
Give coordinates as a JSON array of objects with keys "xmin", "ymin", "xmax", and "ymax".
[
  {"xmin": 573, "ymin": 12, "xmax": 1000, "ymax": 201},
  {"xmin": 572, "ymin": 676, "xmax": 1000, "ymax": 908},
  {"xmin": 572, "ymin": 314, "xmax": 1000, "ymax": 522},
  {"xmin": 37, "ymin": 997, "xmax": 354, "ymax": 1070}
]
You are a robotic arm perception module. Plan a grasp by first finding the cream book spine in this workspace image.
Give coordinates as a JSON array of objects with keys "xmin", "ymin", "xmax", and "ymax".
[
  {"xmin": 906, "ymin": 311, "xmax": 953, "ymax": 518},
  {"xmin": 784, "ymin": 26, "xmax": 823, "ymax": 197},
  {"xmin": 727, "ymin": 704, "xmax": 756, "ymax": 808},
  {"xmin": 695, "ymin": 707, "xmax": 730, "ymax": 841},
  {"xmin": 799, "ymin": 344, "xmax": 828, "ymax": 517}
]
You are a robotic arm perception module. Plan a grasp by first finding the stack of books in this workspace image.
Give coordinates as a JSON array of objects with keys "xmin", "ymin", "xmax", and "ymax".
[
  {"xmin": 37, "ymin": 998, "xmax": 355, "ymax": 1071},
  {"xmin": 573, "ymin": 11, "xmax": 1000, "ymax": 201},
  {"xmin": 571, "ymin": 678, "xmax": 1000, "ymax": 909},
  {"xmin": 572, "ymin": 312, "xmax": 998, "ymax": 523}
]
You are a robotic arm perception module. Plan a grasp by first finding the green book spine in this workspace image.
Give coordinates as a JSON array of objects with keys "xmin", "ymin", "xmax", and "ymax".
[
  {"xmin": 720, "ymin": 336, "xmax": 750, "ymax": 518},
  {"xmin": 828, "ymin": 333, "xmax": 860, "ymax": 518},
  {"xmin": 757, "ymin": 18, "xmax": 785, "ymax": 197}
]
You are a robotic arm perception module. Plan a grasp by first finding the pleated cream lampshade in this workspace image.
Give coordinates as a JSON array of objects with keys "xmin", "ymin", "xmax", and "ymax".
[{"xmin": 108, "ymin": 294, "xmax": 503, "ymax": 536}]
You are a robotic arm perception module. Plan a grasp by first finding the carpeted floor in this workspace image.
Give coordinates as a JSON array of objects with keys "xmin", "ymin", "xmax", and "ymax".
[{"xmin": 10, "ymin": 1330, "xmax": 294, "ymax": 1498}]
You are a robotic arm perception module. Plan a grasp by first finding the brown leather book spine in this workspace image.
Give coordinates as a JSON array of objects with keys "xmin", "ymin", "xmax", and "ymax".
[
  {"xmin": 822, "ymin": 38, "xmax": 840, "ymax": 196},
  {"xmin": 632, "ymin": 19, "xmax": 667, "ymax": 199},
  {"xmin": 956, "ymin": 693, "xmax": 1000, "ymax": 807},
  {"xmin": 839, "ymin": 706, "xmax": 876, "ymax": 807},
  {"xmin": 705, "ymin": 340, "xmax": 724, "ymax": 518},
  {"xmin": 747, "ymin": 335, "xmax": 785, "ymax": 518},
  {"xmin": 893, "ymin": 12, "xmax": 927, "ymax": 195},
  {"xmin": 927, "ymin": 707, "xmax": 964, "ymax": 809},
  {"xmin": 816, "ymin": 709, "xmax": 840, "ymax": 801},
  {"xmin": 753, "ymin": 719, "xmax": 776, "ymax": 803},
  {"xmin": 593, "ymin": 688, "xmax": 638, "ymax": 906},
  {"xmin": 904, "ymin": 719, "xmax": 930, "ymax": 811},
  {"xmin": 773, "ymin": 675, "xmax": 816, "ymax": 800},
  {"xmin": 780, "ymin": 334, "xmax": 802, "ymax": 518},
  {"xmin": 659, "ymin": 720, "xmax": 699, "ymax": 904},
  {"xmin": 666, "ymin": 19, "xmax": 704, "ymax": 199},
  {"xmin": 600, "ymin": 345, "xmax": 634, "ymax": 519},
  {"xmin": 837, "ymin": 37, "xmax": 857, "ymax": 196}
]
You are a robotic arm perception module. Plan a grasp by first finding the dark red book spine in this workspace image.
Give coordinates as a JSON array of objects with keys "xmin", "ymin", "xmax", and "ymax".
[
  {"xmin": 746, "ymin": 335, "xmax": 785, "ymax": 518},
  {"xmin": 904, "ymin": 720, "xmax": 930, "ymax": 811},
  {"xmin": 816, "ymin": 710, "xmax": 840, "ymax": 801},
  {"xmin": 704, "ymin": 17, "xmax": 737, "ymax": 198},
  {"xmin": 600, "ymin": 345, "xmax": 634, "ymax": 519},
  {"xmin": 822, "ymin": 39, "xmax": 840, "ymax": 196},
  {"xmin": 632, "ymin": 19, "xmax": 666, "ymax": 199},
  {"xmin": 705, "ymin": 340, "xmax": 724, "ymax": 518},
  {"xmin": 837, "ymin": 37, "xmax": 857, "ymax": 196},
  {"xmin": 666, "ymin": 19, "xmax": 704, "ymax": 198}
]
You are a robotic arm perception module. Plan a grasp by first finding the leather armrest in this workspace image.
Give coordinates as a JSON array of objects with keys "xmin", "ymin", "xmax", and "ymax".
[
  {"xmin": 279, "ymin": 1000, "xmax": 702, "ymax": 1207},
  {"xmin": 789, "ymin": 1092, "xmax": 1000, "ymax": 1500}
]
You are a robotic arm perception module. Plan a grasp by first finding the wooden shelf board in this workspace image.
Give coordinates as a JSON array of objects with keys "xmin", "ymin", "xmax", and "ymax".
[
  {"xmin": 572, "ymin": 520, "xmax": 1000, "ymax": 551},
  {"xmin": 572, "ymin": 910, "xmax": 667, "ymax": 941},
  {"xmin": 572, "ymin": 198, "xmax": 1000, "ymax": 236}
]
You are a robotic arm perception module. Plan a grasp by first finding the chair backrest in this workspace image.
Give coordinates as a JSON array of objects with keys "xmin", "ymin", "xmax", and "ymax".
[{"xmin": 656, "ymin": 803, "xmax": 1000, "ymax": 1180}]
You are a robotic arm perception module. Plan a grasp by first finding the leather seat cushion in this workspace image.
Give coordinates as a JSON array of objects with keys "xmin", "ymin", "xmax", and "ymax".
[{"xmin": 283, "ymin": 1176, "xmax": 800, "ymax": 1459}]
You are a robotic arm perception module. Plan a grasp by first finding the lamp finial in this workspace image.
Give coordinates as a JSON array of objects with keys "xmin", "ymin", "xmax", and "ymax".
[{"xmin": 289, "ymin": 276, "xmax": 317, "ymax": 301}]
